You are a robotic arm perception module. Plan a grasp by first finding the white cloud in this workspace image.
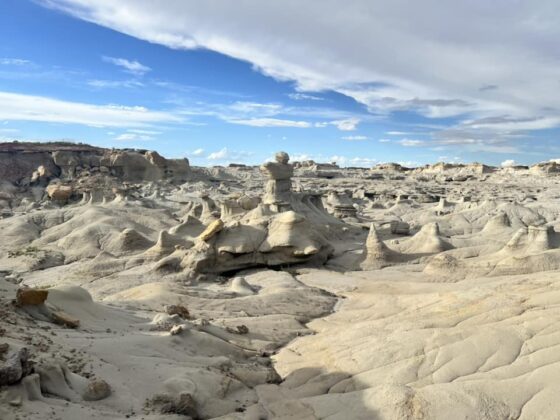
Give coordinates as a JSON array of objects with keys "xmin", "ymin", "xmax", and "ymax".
[
  {"xmin": 0, "ymin": 91, "xmax": 181, "ymax": 127},
  {"xmin": 386, "ymin": 131, "xmax": 414, "ymax": 136},
  {"xmin": 207, "ymin": 148, "xmax": 229, "ymax": 160},
  {"xmin": 315, "ymin": 118, "xmax": 360, "ymax": 131},
  {"xmin": 288, "ymin": 92, "xmax": 323, "ymax": 101},
  {"xmin": 174, "ymin": 99, "xmax": 369, "ymax": 130},
  {"xmin": 206, "ymin": 147, "xmax": 253, "ymax": 162},
  {"xmin": 102, "ymin": 56, "xmax": 151, "ymax": 76},
  {"xmin": 40, "ymin": 0, "xmax": 560, "ymax": 151},
  {"xmin": 88, "ymin": 79, "xmax": 144, "ymax": 88},
  {"xmin": 191, "ymin": 148, "xmax": 205, "ymax": 156},
  {"xmin": 378, "ymin": 138, "xmax": 390, "ymax": 142},
  {"xmin": 332, "ymin": 118, "xmax": 359, "ymax": 131},
  {"xmin": 398, "ymin": 139, "xmax": 425, "ymax": 147},
  {"xmin": 342, "ymin": 135, "xmax": 367, "ymax": 141},
  {"xmin": 114, "ymin": 128, "xmax": 162, "ymax": 140},
  {"xmin": 229, "ymin": 101, "xmax": 283, "ymax": 115},
  {"xmin": 501, "ymin": 159, "xmax": 516, "ymax": 167},
  {"xmin": 391, "ymin": 129, "xmax": 524, "ymax": 153},
  {"xmin": 128, "ymin": 129, "xmax": 161, "ymax": 135},
  {"xmin": 0, "ymin": 58, "xmax": 32, "ymax": 66},
  {"xmin": 115, "ymin": 132, "xmax": 154, "ymax": 141},
  {"xmin": 115, "ymin": 133, "xmax": 138, "ymax": 141},
  {"xmin": 429, "ymin": 127, "xmax": 525, "ymax": 154},
  {"xmin": 228, "ymin": 118, "xmax": 311, "ymax": 128},
  {"xmin": 464, "ymin": 116, "xmax": 560, "ymax": 132}
]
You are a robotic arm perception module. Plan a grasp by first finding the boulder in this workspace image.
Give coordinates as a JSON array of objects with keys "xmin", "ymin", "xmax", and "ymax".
[
  {"xmin": 46, "ymin": 184, "xmax": 73, "ymax": 201},
  {"xmin": 0, "ymin": 347, "xmax": 31, "ymax": 386},
  {"xmin": 198, "ymin": 219, "xmax": 224, "ymax": 242},
  {"xmin": 51, "ymin": 311, "xmax": 80, "ymax": 328},
  {"xmin": 82, "ymin": 379, "xmax": 111, "ymax": 401},
  {"xmin": 165, "ymin": 304, "xmax": 191, "ymax": 319},
  {"xmin": 16, "ymin": 288, "xmax": 49, "ymax": 306},
  {"xmin": 390, "ymin": 220, "xmax": 410, "ymax": 235},
  {"xmin": 31, "ymin": 164, "xmax": 55, "ymax": 183},
  {"xmin": 146, "ymin": 392, "xmax": 198, "ymax": 417}
]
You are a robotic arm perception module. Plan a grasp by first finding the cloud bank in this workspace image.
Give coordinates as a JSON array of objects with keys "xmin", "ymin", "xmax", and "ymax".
[
  {"xmin": 39, "ymin": 0, "xmax": 560, "ymax": 128},
  {"xmin": 28, "ymin": 0, "xmax": 560, "ymax": 159}
]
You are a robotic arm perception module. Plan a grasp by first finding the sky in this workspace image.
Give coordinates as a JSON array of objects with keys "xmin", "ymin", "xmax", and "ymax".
[{"xmin": 2, "ymin": 1, "xmax": 560, "ymax": 167}]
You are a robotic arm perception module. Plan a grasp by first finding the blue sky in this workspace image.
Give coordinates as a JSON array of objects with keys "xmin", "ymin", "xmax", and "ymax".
[{"xmin": 2, "ymin": 0, "xmax": 560, "ymax": 167}]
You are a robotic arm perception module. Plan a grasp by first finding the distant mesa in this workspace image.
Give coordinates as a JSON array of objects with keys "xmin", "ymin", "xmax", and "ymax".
[{"xmin": 0, "ymin": 141, "xmax": 190, "ymax": 184}]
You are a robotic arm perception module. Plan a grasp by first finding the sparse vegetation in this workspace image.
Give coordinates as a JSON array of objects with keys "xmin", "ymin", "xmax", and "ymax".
[{"xmin": 7, "ymin": 246, "xmax": 41, "ymax": 258}]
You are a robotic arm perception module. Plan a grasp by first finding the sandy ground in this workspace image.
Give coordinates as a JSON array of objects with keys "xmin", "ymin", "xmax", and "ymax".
[{"xmin": 271, "ymin": 267, "xmax": 560, "ymax": 419}]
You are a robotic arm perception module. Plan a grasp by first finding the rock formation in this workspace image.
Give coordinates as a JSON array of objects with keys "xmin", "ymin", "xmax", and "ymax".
[
  {"xmin": 359, "ymin": 224, "xmax": 399, "ymax": 270},
  {"xmin": 0, "ymin": 142, "xmax": 191, "ymax": 186},
  {"xmin": 260, "ymin": 151, "xmax": 293, "ymax": 211},
  {"xmin": 326, "ymin": 191, "xmax": 358, "ymax": 220}
]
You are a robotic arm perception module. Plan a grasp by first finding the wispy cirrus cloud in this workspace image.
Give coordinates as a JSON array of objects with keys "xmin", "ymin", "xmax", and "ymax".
[
  {"xmin": 386, "ymin": 131, "xmax": 420, "ymax": 136},
  {"xmin": 0, "ymin": 91, "xmax": 181, "ymax": 127},
  {"xmin": 102, "ymin": 56, "xmax": 151, "ymax": 76},
  {"xmin": 114, "ymin": 128, "xmax": 161, "ymax": 141},
  {"xmin": 228, "ymin": 118, "xmax": 311, "ymax": 128},
  {"xmin": 315, "ymin": 118, "xmax": 360, "ymax": 131},
  {"xmin": 128, "ymin": 129, "xmax": 161, "ymax": 135},
  {"xmin": 228, "ymin": 102, "xmax": 283, "ymax": 115},
  {"xmin": 0, "ymin": 58, "xmax": 32, "ymax": 66},
  {"xmin": 395, "ymin": 125, "xmax": 526, "ymax": 154},
  {"xmin": 288, "ymin": 92, "xmax": 323, "ymax": 101},
  {"xmin": 398, "ymin": 139, "xmax": 425, "ymax": 147},
  {"xmin": 87, "ymin": 79, "xmax": 145, "ymax": 89},
  {"xmin": 177, "ymin": 100, "xmax": 367, "ymax": 130},
  {"xmin": 115, "ymin": 133, "xmax": 152, "ymax": 141},
  {"xmin": 342, "ymin": 135, "xmax": 368, "ymax": 141}
]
